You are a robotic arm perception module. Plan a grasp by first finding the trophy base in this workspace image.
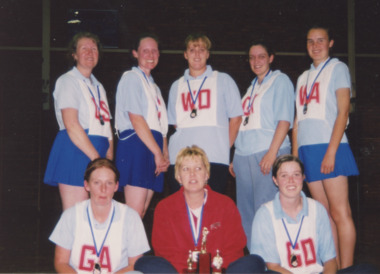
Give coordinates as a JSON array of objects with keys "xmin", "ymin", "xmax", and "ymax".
[
  {"xmin": 183, "ymin": 269, "xmax": 197, "ymax": 274},
  {"xmin": 198, "ymin": 252, "xmax": 211, "ymax": 274},
  {"xmin": 212, "ymin": 268, "xmax": 225, "ymax": 274}
]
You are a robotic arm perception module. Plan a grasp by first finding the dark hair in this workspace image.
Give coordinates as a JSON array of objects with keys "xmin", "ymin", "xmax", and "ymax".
[
  {"xmin": 248, "ymin": 39, "xmax": 275, "ymax": 57},
  {"xmin": 132, "ymin": 32, "xmax": 160, "ymax": 51},
  {"xmin": 272, "ymin": 154, "xmax": 305, "ymax": 178},
  {"xmin": 67, "ymin": 32, "xmax": 102, "ymax": 66},
  {"xmin": 307, "ymin": 24, "xmax": 334, "ymax": 41},
  {"xmin": 84, "ymin": 158, "xmax": 120, "ymax": 182},
  {"xmin": 184, "ymin": 33, "xmax": 212, "ymax": 50}
]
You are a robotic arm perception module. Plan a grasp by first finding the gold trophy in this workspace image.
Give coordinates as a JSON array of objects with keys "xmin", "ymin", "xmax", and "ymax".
[
  {"xmin": 198, "ymin": 227, "xmax": 211, "ymax": 273},
  {"xmin": 184, "ymin": 250, "xmax": 197, "ymax": 273},
  {"xmin": 212, "ymin": 249, "xmax": 224, "ymax": 274}
]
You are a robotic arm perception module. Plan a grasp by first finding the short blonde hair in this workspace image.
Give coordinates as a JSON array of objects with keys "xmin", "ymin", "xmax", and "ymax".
[
  {"xmin": 185, "ymin": 33, "xmax": 212, "ymax": 50},
  {"xmin": 175, "ymin": 145, "xmax": 211, "ymax": 180}
]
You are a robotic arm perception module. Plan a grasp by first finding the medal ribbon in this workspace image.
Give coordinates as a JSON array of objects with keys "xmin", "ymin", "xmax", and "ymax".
[
  {"xmin": 304, "ymin": 57, "xmax": 332, "ymax": 103},
  {"xmin": 85, "ymin": 81, "xmax": 103, "ymax": 122},
  {"xmin": 87, "ymin": 203, "xmax": 116, "ymax": 258},
  {"xmin": 281, "ymin": 215, "xmax": 305, "ymax": 251},
  {"xmin": 187, "ymin": 76, "xmax": 207, "ymax": 110},
  {"xmin": 246, "ymin": 69, "xmax": 272, "ymax": 114},
  {"xmin": 138, "ymin": 66, "xmax": 151, "ymax": 87},
  {"xmin": 138, "ymin": 67, "xmax": 161, "ymax": 121},
  {"xmin": 185, "ymin": 192, "xmax": 207, "ymax": 247}
]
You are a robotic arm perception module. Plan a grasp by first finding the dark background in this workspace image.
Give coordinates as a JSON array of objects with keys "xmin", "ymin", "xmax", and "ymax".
[{"xmin": 0, "ymin": 0, "xmax": 379, "ymax": 272}]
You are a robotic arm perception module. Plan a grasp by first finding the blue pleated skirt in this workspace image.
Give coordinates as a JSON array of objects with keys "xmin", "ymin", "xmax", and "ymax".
[
  {"xmin": 298, "ymin": 143, "xmax": 359, "ymax": 182},
  {"xmin": 44, "ymin": 130, "xmax": 109, "ymax": 187},
  {"xmin": 115, "ymin": 129, "xmax": 164, "ymax": 192}
]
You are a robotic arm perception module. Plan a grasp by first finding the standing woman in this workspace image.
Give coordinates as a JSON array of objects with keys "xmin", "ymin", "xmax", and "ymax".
[
  {"xmin": 292, "ymin": 26, "xmax": 359, "ymax": 268},
  {"xmin": 115, "ymin": 33, "xmax": 169, "ymax": 218},
  {"xmin": 167, "ymin": 33, "xmax": 243, "ymax": 195},
  {"xmin": 44, "ymin": 32, "xmax": 113, "ymax": 210},
  {"xmin": 230, "ymin": 40, "xmax": 294, "ymax": 249}
]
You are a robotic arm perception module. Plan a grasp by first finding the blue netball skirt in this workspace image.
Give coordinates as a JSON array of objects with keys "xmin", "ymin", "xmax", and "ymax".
[
  {"xmin": 44, "ymin": 130, "xmax": 109, "ymax": 187},
  {"xmin": 298, "ymin": 143, "xmax": 359, "ymax": 183},
  {"xmin": 115, "ymin": 129, "xmax": 164, "ymax": 192}
]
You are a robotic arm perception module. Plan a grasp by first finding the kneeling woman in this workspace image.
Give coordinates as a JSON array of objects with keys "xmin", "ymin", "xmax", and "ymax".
[
  {"xmin": 251, "ymin": 155, "xmax": 336, "ymax": 273},
  {"xmin": 49, "ymin": 158, "xmax": 150, "ymax": 273},
  {"xmin": 251, "ymin": 155, "xmax": 375, "ymax": 273},
  {"xmin": 135, "ymin": 146, "xmax": 265, "ymax": 273}
]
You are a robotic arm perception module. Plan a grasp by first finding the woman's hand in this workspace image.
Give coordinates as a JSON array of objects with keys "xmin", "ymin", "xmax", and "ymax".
[
  {"xmin": 62, "ymin": 108, "xmax": 100, "ymax": 160},
  {"xmin": 321, "ymin": 87, "xmax": 350, "ymax": 175},
  {"xmin": 129, "ymin": 112, "xmax": 169, "ymax": 176},
  {"xmin": 229, "ymin": 162, "xmax": 236, "ymax": 177},
  {"xmin": 261, "ymin": 120, "xmax": 290, "ymax": 175},
  {"xmin": 259, "ymin": 151, "xmax": 277, "ymax": 175},
  {"xmin": 154, "ymin": 152, "xmax": 170, "ymax": 176},
  {"xmin": 321, "ymin": 150, "xmax": 336, "ymax": 174},
  {"xmin": 54, "ymin": 245, "xmax": 76, "ymax": 273}
]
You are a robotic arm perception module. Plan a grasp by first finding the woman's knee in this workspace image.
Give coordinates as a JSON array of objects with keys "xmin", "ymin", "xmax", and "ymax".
[
  {"xmin": 226, "ymin": 254, "xmax": 265, "ymax": 273},
  {"xmin": 135, "ymin": 256, "xmax": 178, "ymax": 273},
  {"xmin": 330, "ymin": 202, "xmax": 353, "ymax": 224}
]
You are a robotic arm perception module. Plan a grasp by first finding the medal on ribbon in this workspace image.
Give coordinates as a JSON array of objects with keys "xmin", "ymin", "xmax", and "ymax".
[
  {"xmin": 243, "ymin": 69, "xmax": 271, "ymax": 126},
  {"xmin": 85, "ymin": 82, "xmax": 105, "ymax": 126},
  {"xmin": 87, "ymin": 204, "xmax": 115, "ymax": 273},
  {"xmin": 302, "ymin": 57, "xmax": 332, "ymax": 115},
  {"xmin": 281, "ymin": 215, "xmax": 305, "ymax": 268},
  {"xmin": 138, "ymin": 67, "xmax": 162, "ymax": 123},
  {"xmin": 187, "ymin": 76, "xmax": 207, "ymax": 119}
]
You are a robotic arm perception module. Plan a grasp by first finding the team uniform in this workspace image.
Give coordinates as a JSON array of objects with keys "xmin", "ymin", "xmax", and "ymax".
[
  {"xmin": 167, "ymin": 65, "xmax": 243, "ymax": 193},
  {"xmin": 233, "ymin": 70, "xmax": 294, "ymax": 249},
  {"xmin": 251, "ymin": 191, "xmax": 336, "ymax": 274},
  {"xmin": 44, "ymin": 67, "xmax": 112, "ymax": 187},
  {"xmin": 152, "ymin": 186, "xmax": 246, "ymax": 273},
  {"xmin": 115, "ymin": 67, "xmax": 168, "ymax": 192},
  {"xmin": 295, "ymin": 58, "xmax": 359, "ymax": 182},
  {"xmin": 49, "ymin": 199, "xmax": 150, "ymax": 273}
]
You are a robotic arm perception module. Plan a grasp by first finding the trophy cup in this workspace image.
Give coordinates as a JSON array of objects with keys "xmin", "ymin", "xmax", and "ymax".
[
  {"xmin": 198, "ymin": 227, "xmax": 211, "ymax": 273},
  {"xmin": 212, "ymin": 249, "xmax": 224, "ymax": 274}
]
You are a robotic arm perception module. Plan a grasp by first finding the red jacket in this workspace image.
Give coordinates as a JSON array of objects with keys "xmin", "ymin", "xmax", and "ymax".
[{"xmin": 152, "ymin": 186, "xmax": 246, "ymax": 273}]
